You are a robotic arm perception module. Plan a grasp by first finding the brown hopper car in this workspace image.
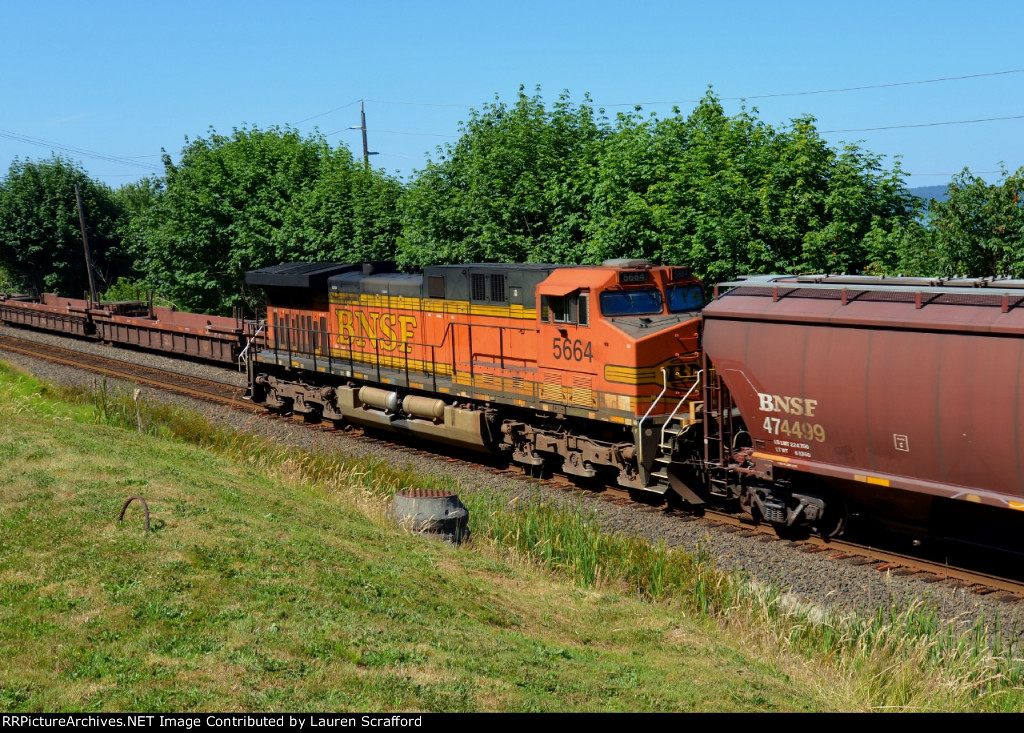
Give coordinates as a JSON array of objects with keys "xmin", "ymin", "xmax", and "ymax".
[{"xmin": 701, "ymin": 274, "xmax": 1024, "ymax": 549}]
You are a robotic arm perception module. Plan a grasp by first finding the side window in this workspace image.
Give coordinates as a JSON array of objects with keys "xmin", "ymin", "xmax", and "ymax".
[
  {"xmin": 542, "ymin": 292, "xmax": 589, "ymax": 325},
  {"xmin": 551, "ymin": 295, "xmax": 568, "ymax": 323}
]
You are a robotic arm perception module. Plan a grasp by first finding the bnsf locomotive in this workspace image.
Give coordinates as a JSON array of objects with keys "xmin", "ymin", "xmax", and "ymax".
[
  {"xmin": 245, "ymin": 262, "xmax": 1024, "ymax": 552},
  {"xmin": 245, "ymin": 260, "xmax": 705, "ymax": 494}
]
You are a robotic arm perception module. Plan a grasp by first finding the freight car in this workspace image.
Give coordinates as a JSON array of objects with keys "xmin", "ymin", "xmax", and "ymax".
[
  {"xmin": 244, "ymin": 260, "xmax": 706, "ymax": 494},
  {"xmin": 701, "ymin": 273, "xmax": 1024, "ymax": 552},
  {"xmin": 0, "ymin": 292, "xmax": 251, "ymax": 364}
]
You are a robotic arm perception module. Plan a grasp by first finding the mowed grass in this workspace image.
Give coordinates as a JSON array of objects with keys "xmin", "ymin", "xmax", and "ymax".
[
  {"xmin": 0, "ymin": 363, "xmax": 825, "ymax": 712},
  {"xmin": 2, "ymin": 361, "xmax": 1024, "ymax": 712}
]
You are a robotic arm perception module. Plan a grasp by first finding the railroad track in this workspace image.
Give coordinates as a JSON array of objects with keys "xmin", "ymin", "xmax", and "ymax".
[
  {"xmin": 0, "ymin": 333, "xmax": 249, "ymax": 408},
  {"xmin": 1, "ymin": 329, "xmax": 1022, "ymax": 603}
]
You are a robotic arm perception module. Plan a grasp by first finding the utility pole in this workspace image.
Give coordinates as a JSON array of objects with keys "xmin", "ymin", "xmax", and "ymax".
[
  {"xmin": 74, "ymin": 184, "xmax": 99, "ymax": 305},
  {"xmin": 350, "ymin": 100, "xmax": 378, "ymax": 169}
]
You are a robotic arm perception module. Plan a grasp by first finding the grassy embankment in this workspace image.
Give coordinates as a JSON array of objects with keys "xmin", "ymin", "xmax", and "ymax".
[{"xmin": 0, "ymin": 361, "xmax": 1022, "ymax": 712}]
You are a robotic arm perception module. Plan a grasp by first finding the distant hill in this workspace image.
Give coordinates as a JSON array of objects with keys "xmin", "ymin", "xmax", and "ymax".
[{"xmin": 908, "ymin": 185, "xmax": 950, "ymax": 203}]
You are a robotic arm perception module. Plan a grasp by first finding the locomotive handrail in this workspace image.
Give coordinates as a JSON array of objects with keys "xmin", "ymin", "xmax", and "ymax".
[
  {"xmin": 660, "ymin": 370, "xmax": 703, "ymax": 448},
  {"xmin": 635, "ymin": 368, "xmax": 669, "ymax": 472},
  {"xmin": 238, "ymin": 324, "xmax": 265, "ymax": 367},
  {"xmin": 265, "ymin": 317, "xmax": 544, "ymax": 399}
]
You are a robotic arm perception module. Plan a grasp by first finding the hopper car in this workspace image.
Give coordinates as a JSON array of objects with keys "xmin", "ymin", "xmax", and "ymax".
[
  {"xmin": 0, "ymin": 292, "xmax": 251, "ymax": 364},
  {"xmin": 702, "ymin": 273, "xmax": 1024, "ymax": 552}
]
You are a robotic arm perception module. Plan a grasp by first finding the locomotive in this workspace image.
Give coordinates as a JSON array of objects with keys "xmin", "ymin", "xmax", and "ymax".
[
  {"xmin": 244, "ymin": 261, "xmax": 1024, "ymax": 552},
  {"xmin": 244, "ymin": 260, "xmax": 705, "ymax": 495}
]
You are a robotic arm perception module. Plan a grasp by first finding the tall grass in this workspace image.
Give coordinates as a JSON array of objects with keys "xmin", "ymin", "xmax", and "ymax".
[{"xmin": 35, "ymin": 376, "xmax": 1024, "ymax": 710}]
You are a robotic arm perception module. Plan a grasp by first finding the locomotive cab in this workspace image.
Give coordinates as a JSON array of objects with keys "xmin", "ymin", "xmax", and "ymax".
[{"xmin": 528, "ymin": 260, "xmax": 705, "ymax": 492}]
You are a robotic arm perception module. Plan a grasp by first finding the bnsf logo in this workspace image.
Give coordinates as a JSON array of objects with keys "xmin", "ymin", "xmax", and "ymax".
[
  {"xmin": 336, "ymin": 308, "xmax": 418, "ymax": 353},
  {"xmin": 757, "ymin": 393, "xmax": 819, "ymax": 417}
]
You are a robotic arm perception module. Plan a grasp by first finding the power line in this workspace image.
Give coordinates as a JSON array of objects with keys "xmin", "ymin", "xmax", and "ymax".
[
  {"xmin": 294, "ymin": 99, "xmax": 361, "ymax": 124},
  {"xmin": 907, "ymin": 169, "xmax": 1006, "ymax": 177},
  {"xmin": 598, "ymin": 68, "xmax": 1024, "ymax": 107},
  {"xmin": 820, "ymin": 113, "xmax": 1024, "ymax": 134},
  {"xmin": 294, "ymin": 68, "xmax": 1024, "ymax": 144},
  {"xmin": 0, "ymin": 128, "xmax": 157, "ymax": 171},
  {"xmin": 364, "ymin": 98, "xmax": 472, "ymax": 108},
  {"xmin": 369, "ymin": 129, "xmax": 459, "ymax": 138}
]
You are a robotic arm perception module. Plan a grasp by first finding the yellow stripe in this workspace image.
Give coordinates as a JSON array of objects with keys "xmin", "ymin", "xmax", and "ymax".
[
  {"xmin": 1009, "ymin": 501, "xmax": 1024, "ymax": 511},
  {"xmin": 854, "ymin": 474, "xmax": 891, "ymax": 487},
  {"xmin": 605, "ymin": 357, "xmax": 700, "ymax": 386},
  {"xmin": 752, "ymin": 452, "xmax": 791, "ymax": 463},
  {"xmin": 329, "ymin": 292, "xmax": 536, "ymax": 320}
]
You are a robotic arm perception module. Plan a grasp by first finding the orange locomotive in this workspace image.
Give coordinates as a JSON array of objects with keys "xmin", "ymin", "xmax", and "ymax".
[{"xmin": 245, "ymin": 259, "xmax": 704, "ymax": 493}]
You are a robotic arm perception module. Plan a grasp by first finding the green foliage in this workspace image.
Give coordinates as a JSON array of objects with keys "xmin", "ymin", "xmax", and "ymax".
[
  {"xmin": 397, "ymin": 88, "xmax": 920, "ymax": 280},
  {"xmin": 98, "ymin": 277, "xmax": 144, "ymax": 303},
  {"xmin": 590, "ymin": 95, "xmax": 922, "ymax": 280},
  {"xmin": 0, "ymin": 157, "xmax": 128, "ymax": 296},
  {"xmin": 134, "ymin": 126, "xmax": 402, "ymax": 315},
  {"xmin": 9, "ymin": 91, "xmax": 1018, "ymax": 301},
  {"xmin": 0, "ymin": 265, "xmax": 15, "ymax": 293},
  {"xmin": 928, "ymin": 167, "xmax": 1024, "ymax": 277},
  {"xmin": 399, "ymin": 86, "xmax": 604, "ymax": 266},
  {"xmin": 280, "ymin": 148, "xmax": 403, "ymax": 266}
]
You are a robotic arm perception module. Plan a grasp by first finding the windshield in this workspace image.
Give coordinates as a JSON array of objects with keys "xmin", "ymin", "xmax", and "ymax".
[
  {"xmin": 600, "ymin": 288, "xmax": 664, "ymax": 317},
  {"xmin": 667, "ymin": 285, "xmax": 704, "ymax": 313}
]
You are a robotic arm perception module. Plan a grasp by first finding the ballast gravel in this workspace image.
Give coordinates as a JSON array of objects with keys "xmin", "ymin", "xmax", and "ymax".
[{"xmin": 3, "ymin": 323, "xmax": 1024, "ymax": 651}]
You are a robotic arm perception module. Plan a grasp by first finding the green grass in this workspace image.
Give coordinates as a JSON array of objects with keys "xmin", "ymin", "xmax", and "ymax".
[{"xmin": 1, "ymin": 361, "xmax": 1023, "ymax": 711}]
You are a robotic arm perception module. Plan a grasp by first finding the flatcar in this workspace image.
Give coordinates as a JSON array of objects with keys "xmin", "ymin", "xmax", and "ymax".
[
  {"xmin": 244, "ymin": 260, "xmax": 705, "ymax": 493},
  {"xmin": 0, "ymin": 292, "xmax": 251, "ymax": 364},
  {"xmin": 701, "ymin": 274, "xmax": 1024, "ymax": 551}
]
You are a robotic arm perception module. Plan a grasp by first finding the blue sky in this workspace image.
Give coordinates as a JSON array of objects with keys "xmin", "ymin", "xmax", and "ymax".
[{"xmin": 2, "ymin": 0, "xmax": 1021, "ymax": 188}]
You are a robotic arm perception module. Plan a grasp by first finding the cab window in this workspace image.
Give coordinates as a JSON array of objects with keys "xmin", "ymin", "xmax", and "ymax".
[
  {"xmin": 667, "ymin": 285, "xmax": 704, "ymax": 313},
  {"xmin": 600, "ymin": 288, "xmax": 664, "ymax": 317},
  {"xmin": 542, "ymin": 291, "xmax": 589, "ymax": 325}
]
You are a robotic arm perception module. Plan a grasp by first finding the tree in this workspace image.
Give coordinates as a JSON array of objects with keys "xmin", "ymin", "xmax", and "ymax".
[
  {"xmin": 401, "ymin": 88, "xmax": 919, "ymax": 280},
  {"xmin": 279, "ymin": 149, "xmax": 403, "ymax": 266},
  {"xmin": 135, "ymin": 125, "xmax": 401, "ymax": 314},
  {"xmin": 928, "ymin": 168, "xmax": 1024, "ymax": 277},
  {"xmin": 398, "ymin": 87, "xmax": 605, "ymax": 267},
  {"xmin": 588, "ymin": 92, "xmax": 921, "ymax": 280},
  {"xmin": 0, "ymin": 156, "xmax": 127, "ymax": 296}
]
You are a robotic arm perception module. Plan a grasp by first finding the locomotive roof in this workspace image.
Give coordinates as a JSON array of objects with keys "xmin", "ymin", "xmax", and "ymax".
[
  {"xmin": 245, "ymin": 262, "xmax": 359, "ymax": 289},
  {"xmin": 423, "ymin": 262, "xmax": 562, "ymax": 271}
]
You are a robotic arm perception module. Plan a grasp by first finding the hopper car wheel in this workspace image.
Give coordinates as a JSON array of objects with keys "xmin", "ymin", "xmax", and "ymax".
[
  {"xmin": 815, "ymin": 494, "xmax": 848, "ymax": 539},
  {"xmin": 744, "ymin": 481, "xmax": 848, "ymax": 540}
]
